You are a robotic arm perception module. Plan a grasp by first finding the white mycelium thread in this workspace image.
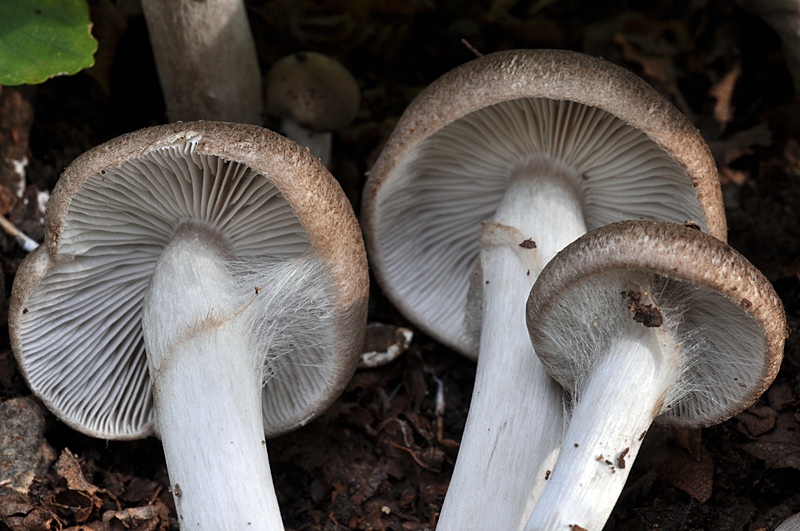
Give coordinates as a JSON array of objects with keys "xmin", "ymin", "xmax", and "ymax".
[
  {"xmin": 525, "ymin": 271, "xmax": 766, "ymax": 530},
  {"xmin": 533, "ymin": 271, "xmax": 767, "ymax": 425},
  {"xmin": 226, "ymin": 253, "xmax": 338, "ymax": 434}
]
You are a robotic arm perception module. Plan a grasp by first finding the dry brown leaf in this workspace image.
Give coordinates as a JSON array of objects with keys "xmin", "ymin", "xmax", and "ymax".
[
  {"xmin": 768, "ymin": 381, "xmax": 797, "ymax": 411},
  {"xmin": 101, "ymin": 501, "xmax": 171, "ymax": 531},
  {"xmin": 64, "ymin": 523, "xmax": 104, "ymax": 531},
  {"xmin": 47, "ymin": 449, "xmax": 118, "ymax": 524},
  {"xmin": 53, "ymin": 451, "xmax": 93, "ymax": 495},
  {"xmin": 19, "ymin": 506, "xmax": 63, "ymax": 530},
  {"xmin": 710, "ymin": 122, "xmax": 773, "ymax": 161},
  {"xmin": 737, "ymin": 403, "xmax": 779, "ymax": 438},
  {"xmin": 612, "ymin": 32, "xmax": 694, "ymax": 120},
  {"xmin": 636, "ymin": 426, "xmax": 714, "ymax": 502},
  {"xmin": 709, "ymin": 63, "xmax": 742, "ymax": 126},
  {"xmin": 742, "ymin": 409, "xmax": 800, "ymax": 470},
  {"xmin": 613, "ymin": 32, "xmax": 673, "ymax": 83}
]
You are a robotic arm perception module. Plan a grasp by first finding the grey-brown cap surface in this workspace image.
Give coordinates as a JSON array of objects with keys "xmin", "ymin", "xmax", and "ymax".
[
  {"xmin": 363, "ymin": 49, "xmax": 726, "ymax": 359},
  {"xmin": 9, "ymin": 121, "xmax": 368, "ymax": 439},
  {"xmin": 526, "ymin": 219, "xmax": 786, "ymax": 427},
  {"xmin": 265, "ymin": 51, "xmax": 360, "ymax": 132}
]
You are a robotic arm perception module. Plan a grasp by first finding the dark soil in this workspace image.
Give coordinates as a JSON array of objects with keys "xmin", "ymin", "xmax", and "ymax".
[{"xmin": 3, "ymin": 0, "xmax": 800, "ymax": 530}]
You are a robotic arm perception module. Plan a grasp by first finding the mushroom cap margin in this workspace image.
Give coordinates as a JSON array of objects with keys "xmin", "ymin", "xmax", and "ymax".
[
  {"xmin": 11, "ymin": 121, "xmax": 369, "ymax": 439},
  {"xmin": 362, "ymin": 49, "xmax": 726, "ymax": 359},
  {"xmin": 526, "ymin": 219, "xmax": 786, "ymax": 427}
]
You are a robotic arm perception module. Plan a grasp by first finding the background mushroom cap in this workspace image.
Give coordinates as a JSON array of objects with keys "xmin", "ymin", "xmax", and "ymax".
[
  {"xmin": 526, "ymin": 220, "xmax": 787, "ymax": 428},
  {"xmin": 265, "ymin": 51, "xmax": 360, "ymax": 132},
  {"xmin": 9, "ymin": 121, "xmax": 368, "ymax": 440},
  {"xmin": 362, "ymin": 48, "xmax": 726, "ymax": 359}
]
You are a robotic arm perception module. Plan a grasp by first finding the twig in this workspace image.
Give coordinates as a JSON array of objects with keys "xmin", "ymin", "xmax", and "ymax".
[
  {"xmin": 388, "ymin": 441, "xmax": 441, "ymax": 472},
  {"xmin": 461, "ymin": 38, "xmax": 484, "ymax": 58},
  {"xmin": 0, "ymin": 214, "xmax": 38, "ymax": 251}
]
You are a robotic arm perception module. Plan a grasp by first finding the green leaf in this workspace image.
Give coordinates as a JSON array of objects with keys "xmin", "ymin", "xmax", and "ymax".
[{"xmin": 0, "ymin": 0, "xmax": 98, "ymax": 86}]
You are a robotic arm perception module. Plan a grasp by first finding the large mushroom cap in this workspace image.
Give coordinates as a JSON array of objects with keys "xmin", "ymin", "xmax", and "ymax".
[
  {"xmin": 526, "ymin": 220, "xmax": 786, "ymax": 427},
  {"xmin": 362, "ymin": 49, "xmax": 726, "ymax": 359},
  {"xmin": 9, "ymin": 121, "xmax": 368, "ymax": 440}
]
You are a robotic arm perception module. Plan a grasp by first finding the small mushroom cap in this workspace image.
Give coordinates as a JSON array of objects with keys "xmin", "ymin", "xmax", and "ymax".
[
  {"xmin": 362, "ymin": 49, "xmax": 726, "ymax": 359},
  {"xmin": 265, "ymin": 51, "xmax": 360, "ymax": 132},
  {"xmin": 526, "ymin": 220, "xmax": 787, "ymax": 428},
  {"xmin": 9, "ymin": 121, "xmax": 368, "ymax": 440}
]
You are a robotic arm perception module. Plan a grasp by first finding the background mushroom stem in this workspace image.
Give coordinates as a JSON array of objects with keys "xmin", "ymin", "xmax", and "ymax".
[
  {"xmin": 280, "ymin": 118, "xmax": 332, "ymax": 168},
  {"xmin": 525, "ymin": 327, "xmax": 679, "ymax": 530},
  {"xmin": 437, "ymin": 164, "xmax": 585, "ymax": 529},
  {"xmin": 142, "ymin": 227, "xmax": 283, "ymax": 530},
  {"xmin": 140, "ymin": 0, "xmax": 263, "ymax": 124}
]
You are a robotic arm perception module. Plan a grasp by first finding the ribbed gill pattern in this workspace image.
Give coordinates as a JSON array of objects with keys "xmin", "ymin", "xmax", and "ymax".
[
  {"xmin": 375, "ymin": 97, "xmax": 705, "ymax": 355},
  {"xmin": 17, "ymin": 140, "xmax": 311, "ymax": 438}
]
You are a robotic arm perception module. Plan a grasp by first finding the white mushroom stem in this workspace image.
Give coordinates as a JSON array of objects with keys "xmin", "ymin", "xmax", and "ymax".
[
  {"xmin": 438, "ymin": 159, "xmax": 586, "ymax": 530},
  {"xmin": 525, "ymin": 323, "xmax": 680, "ymax": 530},
  {"xmin": 280, "ymin": 118, "xmax": 333, "ymax": 168},
  {"xmin": 142, "ymin": 225, "xmax": 283, "ymax": 531}
]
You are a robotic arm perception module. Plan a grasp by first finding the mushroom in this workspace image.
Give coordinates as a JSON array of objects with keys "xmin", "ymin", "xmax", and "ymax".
[
  {"xmin": 362, "ymin": 49, "xmax": 726, "ymax": 529},
  {"xmin": 265, "ymin": 51, "xmax": 360, "ymax": 168},
  {"xmin": 777, "ymin": 513, "xmax": 800, "ymax": 530},
  {"xmin": 141, "ymin": 0, "xmax": 263, "ymax": 124},
  {"xmin": 9, "ymin": 121, "xmax": 368, "ymax": 529},
  {"xmin": 524, "ymin": 220, "xmax": 786, "ymax": 530}
]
